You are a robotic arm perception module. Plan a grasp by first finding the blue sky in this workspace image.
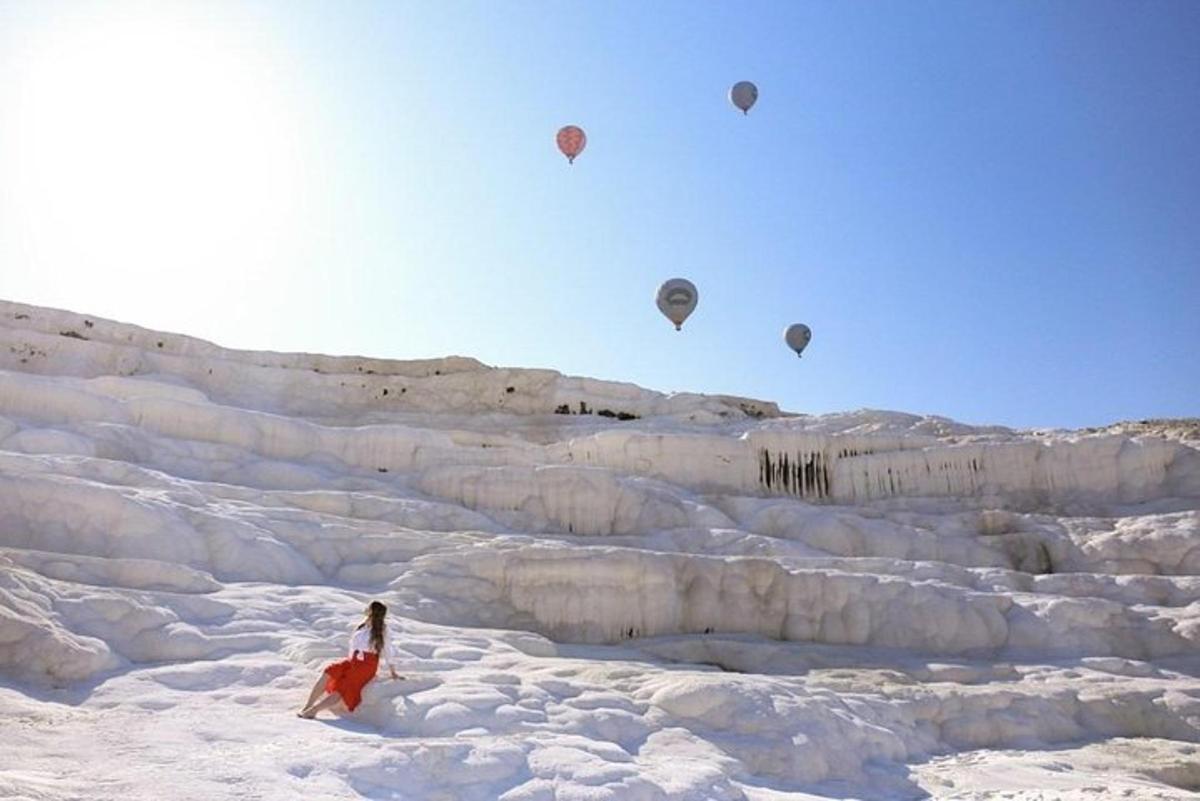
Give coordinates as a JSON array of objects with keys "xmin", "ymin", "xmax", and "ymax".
[{"xmin": 1, "ymin": 1, "xmax": 1196, "ymax": 429}]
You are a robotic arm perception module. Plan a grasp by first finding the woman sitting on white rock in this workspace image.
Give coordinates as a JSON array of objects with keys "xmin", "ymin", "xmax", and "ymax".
[{"xmin": 298, "ymin": 600, "xmax": 404, "ymax": 718}]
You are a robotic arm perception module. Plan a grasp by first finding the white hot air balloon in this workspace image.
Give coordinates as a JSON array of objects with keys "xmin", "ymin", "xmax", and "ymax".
[
  {"xmin": 784, "ymin": 323, "xmax": 812, "ymax": 357},
  {"xmin": 656, "ymin": 279, "xmax": 699, "ymax": 331},
  {"xmin": 729, "ymin": 80, "xmax": 758, "ymax": 114}
]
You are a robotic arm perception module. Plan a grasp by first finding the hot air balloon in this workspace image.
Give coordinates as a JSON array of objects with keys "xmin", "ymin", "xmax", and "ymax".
[
  {"xmin": 656, "ymin": 279, "xmax": 699, "ymax": 331},
  {"xmin": 729, "ymin": 81, "xmax": 758, "ymax": 115},
  {"xmin": 556, "ymin": 125, "xmax": 587, "ymax": 164},
  {"xmin": 784, "ymin": 323, "xmax": 812, "ymax": 357}
]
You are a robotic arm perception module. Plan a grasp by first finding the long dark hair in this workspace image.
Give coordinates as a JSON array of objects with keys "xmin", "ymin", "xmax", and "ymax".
[{"xmin": 356, "ymin": 600, "xmax": 387, "ymax": 653}]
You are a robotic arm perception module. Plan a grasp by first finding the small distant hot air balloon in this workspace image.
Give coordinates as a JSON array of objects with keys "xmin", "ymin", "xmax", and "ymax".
[
  {"xmin": 784, "ymin": 323, "xmax": 812, "ymax": 357},
  {"xmin": 656, "ymin": 279, "xmax": 699, "ymax": 331},
  {"xmin": 556, "ymin": 125, "xmax": 587, "ymax": 164},
  {"xmin": 729, "ymin": 81, "xmax": 758, "ymax": 115}
]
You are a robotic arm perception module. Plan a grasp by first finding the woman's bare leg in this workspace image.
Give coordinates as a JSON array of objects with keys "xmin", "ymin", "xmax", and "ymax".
[
  {"xmin": 299, "ymin": 691, "xmax": 343, "ymax": 719},
  {"xmin": 300, "ymin": 674, "xmax": 328, "ymax": 712}
]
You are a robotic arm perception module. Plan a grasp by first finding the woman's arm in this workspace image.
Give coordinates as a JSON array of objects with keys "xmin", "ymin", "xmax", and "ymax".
[{"xmin": 384, "ymin": 629, "xmax": 403, "ymax": 679}]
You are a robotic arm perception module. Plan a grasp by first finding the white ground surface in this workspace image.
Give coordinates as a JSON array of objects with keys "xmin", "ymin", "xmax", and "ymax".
[{"xmin": 1, "ymin": 299, "xmax": 1198, "ymax": 800}]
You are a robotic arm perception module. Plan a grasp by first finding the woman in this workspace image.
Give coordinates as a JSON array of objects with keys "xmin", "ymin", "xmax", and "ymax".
[{"xmin": 298, "ymin": 600, "xmax": 403, "ymax": 719}]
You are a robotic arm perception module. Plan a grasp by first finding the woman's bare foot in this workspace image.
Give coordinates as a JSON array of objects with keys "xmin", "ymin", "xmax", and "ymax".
[{"xmin": 297, "ymin": 708, "xmax": 317, "ymax": 719}]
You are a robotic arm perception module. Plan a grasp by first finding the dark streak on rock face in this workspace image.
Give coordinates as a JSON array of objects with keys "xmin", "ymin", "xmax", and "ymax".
[
  {"xmin": 1039, "ymin": 542, "xmax": 1054, "ymax": 574},
  {"xmin": 759, "ymin": 449, "xmax": 832, "ymax": 500},
  {"xmin": 595, "ymin": 409, "xmax": 639, "ymax": 421},
  {"xmin": 59, "ymin": 331, "xmax": 88, "ymax": 340}
]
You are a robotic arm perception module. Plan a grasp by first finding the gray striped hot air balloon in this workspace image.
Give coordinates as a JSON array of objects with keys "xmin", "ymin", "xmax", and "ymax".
[{"xmin": 656, "ymin": 279, "xmax": 699, "ymax": 331}]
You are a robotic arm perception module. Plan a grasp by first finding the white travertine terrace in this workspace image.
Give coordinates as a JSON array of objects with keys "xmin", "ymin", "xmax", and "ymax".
[{"xmin": 1, "ymin": 299, "xmax": 1198, "ymax": 800}]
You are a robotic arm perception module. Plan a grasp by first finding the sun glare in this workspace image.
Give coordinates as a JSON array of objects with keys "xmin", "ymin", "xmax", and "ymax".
[{"xmin": 7, "ymin": 8, "xmax": 305, "ymax": 307}]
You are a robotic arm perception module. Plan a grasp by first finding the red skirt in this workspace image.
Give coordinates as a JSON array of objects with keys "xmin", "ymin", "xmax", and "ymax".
[{"xmin": 323, "ymin": 650, "xmax": 379, "ymax": 711}]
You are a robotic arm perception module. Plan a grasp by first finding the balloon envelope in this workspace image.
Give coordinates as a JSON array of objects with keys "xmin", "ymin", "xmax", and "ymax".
[
  {"xmin": 556, "ymin": 125, "xmax": 587, "ymax": 163},
  {"xmin": 656, "ymin": 279, "xmax": 699, "ymax": 331},
  {"xmin": 784, "ymin": 323, "xmax": 812, "ymax": 357},
  {"xmin": 729, "ymin": 81, "xmax": 758, "ymax": 114}
]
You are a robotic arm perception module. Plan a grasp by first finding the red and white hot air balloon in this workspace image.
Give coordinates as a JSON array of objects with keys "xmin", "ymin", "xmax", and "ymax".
[{"xmin": 556, "ymin": 125, "xmax": 587, "ymax": 164}]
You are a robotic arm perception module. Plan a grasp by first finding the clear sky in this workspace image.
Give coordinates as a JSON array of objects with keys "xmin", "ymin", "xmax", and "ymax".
[{"xmin": 1, "ymin": 1, "xmax": 1197, "ymax": 429}]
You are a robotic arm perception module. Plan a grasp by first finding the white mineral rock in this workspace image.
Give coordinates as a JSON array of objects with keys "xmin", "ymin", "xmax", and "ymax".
[{"xmin": 1, "ymin": 300, "xmax": 1197, "ymax": 800}]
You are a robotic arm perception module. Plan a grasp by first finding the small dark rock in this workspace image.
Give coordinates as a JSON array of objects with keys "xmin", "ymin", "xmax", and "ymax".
[{"xmin": 597, "ymin": 409, "xmax": 639, "ymax": 421}]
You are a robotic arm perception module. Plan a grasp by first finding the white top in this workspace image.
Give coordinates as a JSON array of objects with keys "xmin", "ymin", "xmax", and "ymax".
[{"xmin": 347, "ymin": 624, "xmax": 403, "ymax": 668}]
